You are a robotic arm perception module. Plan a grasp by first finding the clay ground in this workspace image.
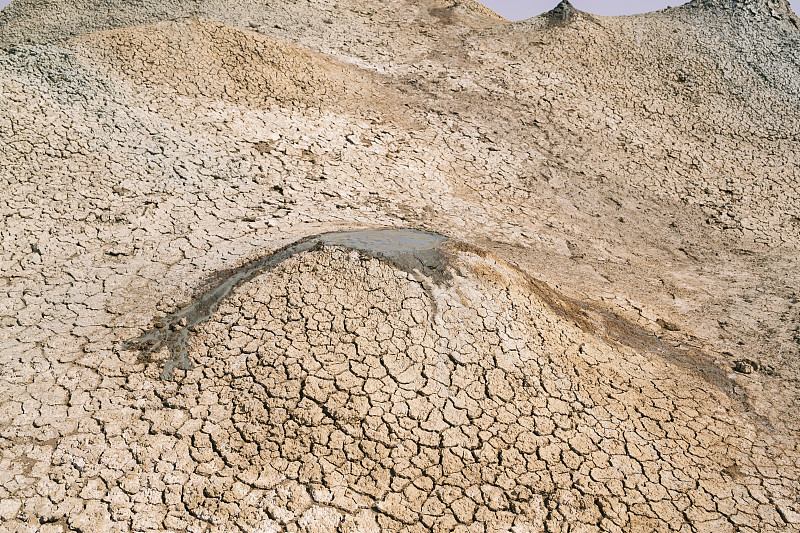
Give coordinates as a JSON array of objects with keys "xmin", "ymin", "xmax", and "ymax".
[{"xmin": 0, "ymin": 0, "xmax": 799, "ymax": 531}]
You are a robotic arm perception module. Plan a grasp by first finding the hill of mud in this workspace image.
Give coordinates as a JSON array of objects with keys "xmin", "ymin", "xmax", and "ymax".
[
  {"xmin": 67, "ymin": 18, "xmax": 389, "ymax": 111},
  {"xmin": 1, "ymin": 0, "xmax": 799, "ymax": 531}
]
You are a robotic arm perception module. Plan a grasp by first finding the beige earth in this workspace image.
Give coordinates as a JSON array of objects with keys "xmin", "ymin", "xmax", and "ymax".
[{"xmin": 1, "ymin": 0, "xmax": 799, "ymax": 531}]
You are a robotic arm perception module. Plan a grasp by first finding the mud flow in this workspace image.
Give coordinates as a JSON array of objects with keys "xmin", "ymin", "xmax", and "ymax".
[{"xmin": 122, "ymin": 229, "xmax": 447, "ymax": 378}]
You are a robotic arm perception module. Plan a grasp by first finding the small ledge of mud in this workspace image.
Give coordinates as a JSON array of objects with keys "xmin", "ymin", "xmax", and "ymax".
[{"xmin": 122, "ymin": 228, "xmax": 448, "ymax": 378}]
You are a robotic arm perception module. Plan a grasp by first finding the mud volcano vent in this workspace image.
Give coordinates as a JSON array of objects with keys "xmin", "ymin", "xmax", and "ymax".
[{"xmin": 120, "ymin": 229, "xmax": 791, "ymax": 532}]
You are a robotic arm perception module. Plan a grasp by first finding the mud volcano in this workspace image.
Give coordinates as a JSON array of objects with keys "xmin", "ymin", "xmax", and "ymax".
[
  {"xmin": 116, "ymin": 229, "xmax": 792, "ymax": 532},
  {"xmin": 123, "ymin": 229, "xmax": 448, "ymax": 378}
]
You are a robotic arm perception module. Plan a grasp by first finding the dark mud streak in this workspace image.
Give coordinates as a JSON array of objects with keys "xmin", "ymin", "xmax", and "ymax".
[
  {"xmin": 542, "ymin": 284, "xmax": 768, "ymax": 426},
  {"xmin": 452, "ymin": 240, "xmax": 760, "ymax": 423},
  {"xmin": 122, "ymin": 229, "xmax": 448, "ymax": 378},
  {"xmin": 121, "ymin": 236, "xmax": 322, "ymax": 378}
]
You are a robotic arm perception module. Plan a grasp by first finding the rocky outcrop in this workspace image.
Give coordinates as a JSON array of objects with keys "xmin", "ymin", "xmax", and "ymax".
[{"xmin": 545, "ymin": 0, "xmax": 579, "ymax": 24}]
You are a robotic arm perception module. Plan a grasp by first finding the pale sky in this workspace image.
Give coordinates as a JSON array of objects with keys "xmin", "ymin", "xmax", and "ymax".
[{"xmin": 0, "ymin": 0, "xmax": 797, "ymax": 20}]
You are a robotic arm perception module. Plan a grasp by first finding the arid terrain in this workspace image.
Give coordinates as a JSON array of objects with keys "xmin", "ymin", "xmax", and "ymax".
[{"xmin": 0, "ymin": 0, "xmax": 799, "ymax": 531}]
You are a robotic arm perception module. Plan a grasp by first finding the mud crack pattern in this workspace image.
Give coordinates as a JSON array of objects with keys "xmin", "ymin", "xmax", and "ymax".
[{"xmin": 39, "ymin": 246, "xmax": 797, "ymax": 532}]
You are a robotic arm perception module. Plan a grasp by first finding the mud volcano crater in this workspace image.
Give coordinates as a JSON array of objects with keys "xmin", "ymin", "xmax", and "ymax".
[{"xmin": 121, "ymin": 229, "xmax": 769, "ymax": 531}]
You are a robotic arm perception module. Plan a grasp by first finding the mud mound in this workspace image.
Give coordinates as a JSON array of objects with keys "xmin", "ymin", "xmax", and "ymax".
[
  {"xmin": 95, "ymin": 233, "xmax": 795, "ymax": 531},
  {"xmin": 687, "ymin": 0, "xmax": 797, "ymax": 17},
  {"xmin": 67, "ymin": 18, "xmax": 377, "ymax": 109},
  {"xmin": 0, "ymin": 0, "xmax": 505, "ymax": 47},
  {"xmin": 473, "ymin": 0, "xmax": 800, "ymax": 246},
  {"xmin": 430, "ymin": 1, "xmax": 507, "ymax": 24},
  {"xmin": 452, "ymin": 0, "xmax": 506, "ymax": 21}
]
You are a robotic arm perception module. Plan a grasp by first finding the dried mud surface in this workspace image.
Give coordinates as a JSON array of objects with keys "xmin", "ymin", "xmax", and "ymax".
[{"xmin": 1, "ymin": 0, "xmax": 799, "ymax": 531}]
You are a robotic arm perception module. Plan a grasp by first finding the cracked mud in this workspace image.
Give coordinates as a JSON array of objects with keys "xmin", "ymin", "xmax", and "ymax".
[
  {"xmin": 123, "ymin": 229, "xmax": 447, "ymax": 378},
  {"xmin": 1, "ymin": 0, "xmax": 799, "ymax": 531},
  {"xmin": 63, "ymin": 244, "xmax": 800, "ymax": 532}
]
